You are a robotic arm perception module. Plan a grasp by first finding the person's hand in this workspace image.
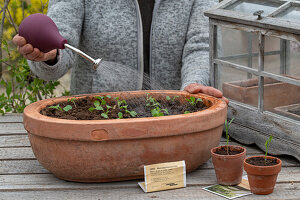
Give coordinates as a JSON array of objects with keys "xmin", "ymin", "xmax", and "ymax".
[
  {"xmin": 184, "ymin": 83, "xmax": 229, "ymax": 104},
  {"xmin": 12, "ymin": 34, "xmax": 57, "ymax": 62}
]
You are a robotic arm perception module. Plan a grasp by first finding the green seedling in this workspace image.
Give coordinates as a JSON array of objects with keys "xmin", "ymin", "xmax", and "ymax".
[
  {"xmin": 166, "ymin": 95, "xmax": 179, "ymax": 103},
  {"xmin": 146, "ymin": 93, "xmax": 169, "ymax": 117},
  {"xmin": 89, "ymin": 100, "xmax": 104, "ymax": 112},
  {"xmin": 151, "ymin": 107, "xmax": 168, "ymax": 117},
  {"xmin": 118, "ymin": 112, "xmax": 123, "ymax": 119},
  {"xmin": 114, "ymin": 97, "xmax": 127, "ymax": 109},
  {"xmin": 49, "ymin": 104, "xmax": 72, "ymax": 112},
  {"xmin": 68, "ymin": 98, "xmax": 77, "ymax": 108},
  {"xmin": 184, "ymin": 111, "xmax": 190, "ymax": 114},
  {"xmin": 265, "ymin": 136, "xmax": 273, "ymax": 163},
  {"xmin": 186, "ymin": 96, "xmax": 202, "ymax": 107},
  {"xmin": 120, "ymin": 105, "xmax": 137, "ymax": 118},
  {"xmin": 95, "ymin": 95, "xmax": 111, "ymax": 105},
  {"xmin": 101, "ymin": 105, "xmax": 112, "ymax": 119},
  {"xmin": 49, "ymin": 104, "xmax": 63, "ymax": 111},
  {"xmin": 225, "ymin": 118, "xmax": 235, "ymax": 155},
  {"xmin": 63, "ymin": 105, "xmax": 72, "ymax": 111},
  {"xmin": 146, "ymin": 93, "xmax": 161, "ymax": 107}
]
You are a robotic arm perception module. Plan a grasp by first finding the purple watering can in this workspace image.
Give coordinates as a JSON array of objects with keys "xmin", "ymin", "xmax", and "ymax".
[{"xmin": 19, "ymin": 13, "xmax": 101, "ymax": 70}]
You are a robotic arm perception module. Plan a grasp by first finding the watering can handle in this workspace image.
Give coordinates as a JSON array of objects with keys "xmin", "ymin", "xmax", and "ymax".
[{"xmin": 19, "ymin": 13, "xmax": 67, "ymax": 53}]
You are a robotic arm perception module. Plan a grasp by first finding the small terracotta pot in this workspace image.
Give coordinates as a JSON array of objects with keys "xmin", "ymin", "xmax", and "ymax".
[
  {"xmin": 211, "ymin": 145, "xmax": 246, "ymax": 185},
  {"xmin": 23, "ymin": 90, "xmax": 227, "ymax": 182},
  {"xmin": 244, "ymin": 156, "xmax": 282, "ymax": 195}
]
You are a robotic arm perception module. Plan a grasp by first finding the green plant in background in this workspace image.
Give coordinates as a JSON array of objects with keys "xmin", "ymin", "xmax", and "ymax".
[
  {"xmin": 264, "ymin": 136, "xmax": 273, "ymax": 163},
  {"xmin": 186, "ymin": 96, "xmax": 202, "ymax": 107},
  {"xmin": 0, "ymin": 0, "xmax": 68, "ymax": 115},
  {"xmin": 224, "ymin": 118, "xmax": 235, "ymax": 154},
  {"xmin": 0, "ymin": 41, "xmax": 61, "ymax": 114}
]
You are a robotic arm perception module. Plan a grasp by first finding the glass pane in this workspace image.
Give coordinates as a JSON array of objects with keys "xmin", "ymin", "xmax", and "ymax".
[
  {"xmin": 264, "ymin": 36, "xmax": 285, "ymax": 75},
  {"xmin": 217, "ymin": 27, "xmax": 258, "ymax": 69},
  {"xmin": 264, "ymin": 79, "xmax": 300, "ymax": 121},
  {"xmin": 288, "ymin": 41, "xmax": 300, "ymax": 78},
  {"xmin": 219, "ymin": 67, "xmax": 258, "ymax": 108},
  {"xmin": 263, "ymin": 37, "xmax": 300, "ymax": 78},
  {"xmin": 225, "ymin": 0, "xmax": 284, "ymax": 16},
  {"xmin": 276, "ymin": 6, "xmax": 300, "ymax": 22}
]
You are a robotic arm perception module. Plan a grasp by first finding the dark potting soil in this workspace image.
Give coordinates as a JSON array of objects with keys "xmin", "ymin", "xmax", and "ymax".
[
  {"xmin": 246, "ymin": 157, "xmax": 278, "ymax": 166},
  {"xmin": 215, "ymin": 146, "xmax": 244, "ymax": 155},
  {"xmin": 40, "ymin": 94, "xmax": 208, "ymax": 120}
]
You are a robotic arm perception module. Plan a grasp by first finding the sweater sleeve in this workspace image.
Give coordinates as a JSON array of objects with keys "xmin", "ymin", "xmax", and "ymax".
[
  {"xmin": 27, "ymin": 0, "xmax": 84, "ymax": 81},
  {"xmin": 180, "ymin": 0, "xmax": 217, "ymax": 90}
]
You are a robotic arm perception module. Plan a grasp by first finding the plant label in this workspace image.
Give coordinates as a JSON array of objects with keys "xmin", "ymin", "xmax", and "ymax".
[{"xmin": 138, "ymin": 160, "xmax": 186, "ymax": 193}]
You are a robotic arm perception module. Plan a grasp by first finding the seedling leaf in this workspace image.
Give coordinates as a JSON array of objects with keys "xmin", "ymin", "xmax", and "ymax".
[
  {"xmin": 118, "ymin": 112, "xmax": 123, "ymax": 119},
  {"xmin": 94, "ymin": 101, "xmax": 100, "ymax": 107},
  {"xmin": 101, "ymin": 113, "xmax": 108, "ymax": 119},
  {"xmin": 265, "ymin": 136, "xmax": 273, "ymax": 163},
  {"xmin": 63, "ymin": 105, "xmax": 72, "ymax": 111},
  {"xmin": 95, "ymin": 106, "xmax": 104, "ymax": 111}
]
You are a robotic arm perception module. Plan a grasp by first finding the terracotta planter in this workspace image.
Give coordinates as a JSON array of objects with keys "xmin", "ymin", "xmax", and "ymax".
[
  {"xmin": 23, "ymin": 90, "xmax": 227, "ymax": 182},
  {"xmin": 274, "ymin": 103, "xmax": 300, "ymax": 121},
  {"xmin": 211, "ymin": 145, "xmax": 246, "ymax": 185},
  {"xmin": 222, "ymin": 76, "xmax": 300, "ymax": 111},
  {"xmin": 244, "ymin": 156, "xmax": 282, "ymax": 195}
]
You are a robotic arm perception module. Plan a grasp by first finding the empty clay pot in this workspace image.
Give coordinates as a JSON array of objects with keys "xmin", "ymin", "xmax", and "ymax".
[
  {"xmin": 23, "ymin": 90, "xmax": 227, "ymax": 182},
  {"xmin": 211, "ymin": 145, "xmax": 246, "ymax": 185},
  {"xmin": 244, "ymin": 156, "xmax": 282, "ymax": 195}
]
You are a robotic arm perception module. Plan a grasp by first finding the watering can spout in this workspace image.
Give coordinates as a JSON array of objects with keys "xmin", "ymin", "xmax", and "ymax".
[{"xmin": 19, "ymin": 13, "xmax": 101, "ymax": 70}]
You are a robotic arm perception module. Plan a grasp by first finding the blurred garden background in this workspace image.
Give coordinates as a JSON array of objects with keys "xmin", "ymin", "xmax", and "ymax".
[{"xmin": 0, "ymin": 0, "xmax": 70, "ymax": 114}]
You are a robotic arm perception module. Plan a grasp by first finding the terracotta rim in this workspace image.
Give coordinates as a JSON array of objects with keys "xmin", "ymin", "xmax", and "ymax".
[
  {"xmin": 211, "ymin": 145, "xmax": 246, "ymax": 158},
  {"xmin": 24, "ymin": 90, "xmax": 225, "ymax": 122},
  {"xmin": 244, "ymin": 155, "xmax": 282, "ymax": 169},
  {"xmin": 23, "ymin": 90, "xmax": 227, "ymax": 141}
]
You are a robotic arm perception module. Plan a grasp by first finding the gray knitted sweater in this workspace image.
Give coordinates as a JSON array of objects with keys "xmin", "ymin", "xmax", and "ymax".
[{"xmin": 28, "ymin": 0, "xmax": 216, "ymax": 95}]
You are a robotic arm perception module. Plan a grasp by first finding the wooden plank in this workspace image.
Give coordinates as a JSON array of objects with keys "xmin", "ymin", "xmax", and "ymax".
[
  {"xmin": 0, "ymin": 135, "xmax": 30, "ymax": 148},
  {"xmin": 0, "ymin": 181, "xmax": 299, "ymax": 200},
  {"xmin": 1, "ymin": 167, "xmax": 299, "ymax": 191},
  {"xmin": 0, "ymin": 147, "xmax": 35, "ymax": 160},
  {"xmin": 0, "ymin": 123, "xmax": 27, "ymax": 134},
  {"xmin": 0, "ymin": 174, "xmax": 138, "ymax": 191},
  {"xmin": 1, "ymin": 154, "xmax": 298, "ymax": 175},
  {"xmin": 0, "ymin": 160, "xmax": 49, "ymax": 174},
  {"xmin": 0, "ymin": 114, "xmax": 23, "ymax": 123}
]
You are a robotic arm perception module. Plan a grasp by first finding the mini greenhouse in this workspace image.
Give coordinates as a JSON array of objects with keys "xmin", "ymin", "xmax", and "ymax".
[{"xmin": 205, "ymin": 0, "xmax": 300, "ymax": 160}]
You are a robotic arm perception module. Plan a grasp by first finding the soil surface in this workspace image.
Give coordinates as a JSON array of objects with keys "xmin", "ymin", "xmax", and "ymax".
[
  {"xmin": 41, "ymin": 94, "xmax": 209, "ymax": 120},
  {"xmin": 215, "ymin": 146, "xmax": 244, "ymax": 155},
  {"xmin": 246, "ymin": 157, "xmax": 278, "ymax": 166}
]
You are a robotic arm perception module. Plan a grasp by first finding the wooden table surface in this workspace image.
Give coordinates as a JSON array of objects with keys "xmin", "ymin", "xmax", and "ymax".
[{"xmin": 1, "ymin": 114, "xmax": 299, "ymax": 200}]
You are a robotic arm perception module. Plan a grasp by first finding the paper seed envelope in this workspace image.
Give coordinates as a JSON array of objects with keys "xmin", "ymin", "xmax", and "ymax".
[
  {"xmin": 202, "ymin": 176, "xmax": 251, "ymax": 199},
  {"xmin": 138, "ymin": 160, "xmax": 186, "ymax": 193}
]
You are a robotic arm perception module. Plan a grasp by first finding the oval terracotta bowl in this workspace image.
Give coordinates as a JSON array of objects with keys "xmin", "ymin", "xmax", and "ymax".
[{"xmin": 23, "ymin": 90, "xmax": 227, "ymax": 182}]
